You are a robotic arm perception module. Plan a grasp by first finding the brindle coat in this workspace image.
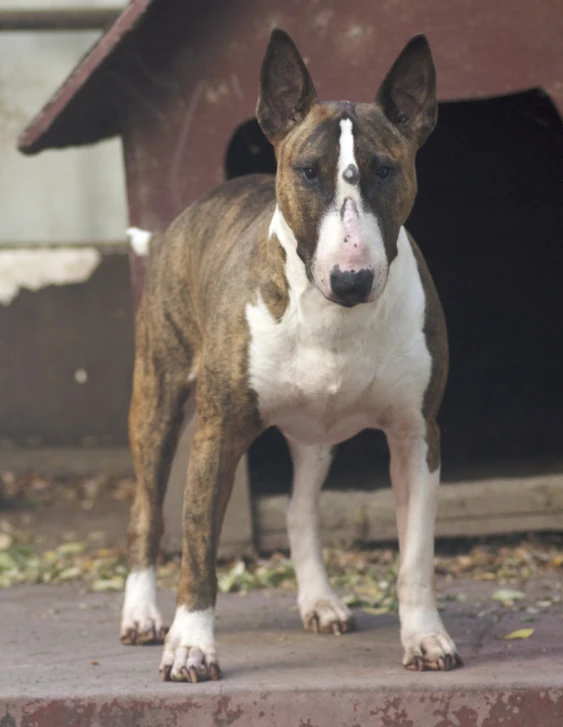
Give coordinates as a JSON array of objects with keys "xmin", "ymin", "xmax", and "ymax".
[{"xmin": 123, "ymin": 29, "xmax": 456, "ymax": 680}]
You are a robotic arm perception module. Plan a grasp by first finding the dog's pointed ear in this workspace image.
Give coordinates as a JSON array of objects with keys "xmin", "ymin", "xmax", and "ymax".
[
  {"xmin": 376, "ymin": 34, "xmax": 437, "ymax": 147},
  {"xmin": 256, "ymin": 29, "xmax": 317, "ymax": 144}
]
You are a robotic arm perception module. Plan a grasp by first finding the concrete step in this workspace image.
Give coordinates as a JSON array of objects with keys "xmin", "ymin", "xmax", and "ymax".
[{"xmin": 1, "ymin": 583, "xmax": 562, "ymax": 726}]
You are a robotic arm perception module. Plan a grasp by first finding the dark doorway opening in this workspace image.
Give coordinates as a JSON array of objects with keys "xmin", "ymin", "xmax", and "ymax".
[
  {"xmin": 224, "ymin": 89, "xmax": 563, "ymax": 496},
  {"xmin": 225, "ymin": 119, "xmax": 276, "ymax": 180}
]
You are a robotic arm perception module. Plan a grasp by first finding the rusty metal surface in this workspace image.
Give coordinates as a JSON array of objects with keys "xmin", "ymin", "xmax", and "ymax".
[{"xmin": 1, "ymin": 583, "xmax": 563, "ymax": 726}]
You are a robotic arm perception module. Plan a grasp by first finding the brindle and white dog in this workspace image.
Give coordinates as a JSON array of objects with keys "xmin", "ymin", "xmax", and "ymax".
[{"xmin": 121, "ymin": 29, "xmax": 461, "ymax": 682}]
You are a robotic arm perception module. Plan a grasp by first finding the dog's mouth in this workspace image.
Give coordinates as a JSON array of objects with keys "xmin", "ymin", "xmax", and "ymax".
[{"xmin": 328, "ymin": 292, "xmax": 371, "ymax": 308}]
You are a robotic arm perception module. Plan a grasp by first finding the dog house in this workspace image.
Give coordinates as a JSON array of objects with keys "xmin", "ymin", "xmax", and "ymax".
[{"xmin": 19, "ymin": 0, "xmax": 563, "ymax": 550}]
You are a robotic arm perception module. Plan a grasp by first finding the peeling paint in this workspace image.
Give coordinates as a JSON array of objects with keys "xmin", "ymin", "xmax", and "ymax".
[
  {"xmin": 0, "ymin": 248, "xmax": 101, "ymax": 305},
  {"xmin": 205, "ymin": 82, "xmax": 229, "ymax": 104}
]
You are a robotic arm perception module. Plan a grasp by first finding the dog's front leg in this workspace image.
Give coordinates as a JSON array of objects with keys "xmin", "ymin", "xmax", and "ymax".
[
  {"xmin": 160, "ymin": 410, "xmax": 254, "ymax": 683},
  {"xmin": 287, "ymin": 440, "xmax": 355, "ymax": 634},
  {"xmin": 387, "ymin": 421, "xmax": 462, "ymax": 671}
]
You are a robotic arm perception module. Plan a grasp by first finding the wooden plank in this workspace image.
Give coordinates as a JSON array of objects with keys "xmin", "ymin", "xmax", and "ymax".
[
  {"xmin": 0, "ymin": 447, "xmax": 132, "ymax": 477},
  {"xmin": 256, "ymin": 474, "xmax": 563, "ymax": 552}
]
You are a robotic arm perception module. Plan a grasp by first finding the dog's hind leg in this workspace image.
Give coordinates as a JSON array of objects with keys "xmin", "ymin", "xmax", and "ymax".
[
  {"xmin": 121, "ymin": 307, "xmax": 193, "ymax": 646},
  {"xmin": 286, "ymin": 439, "xmax": 356, "ymax": 635}
]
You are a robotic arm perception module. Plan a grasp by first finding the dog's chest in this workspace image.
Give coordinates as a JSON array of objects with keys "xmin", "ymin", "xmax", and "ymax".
[{"xmin": 245, "ymin": 228, "xmax": 432, "ymax": 445}]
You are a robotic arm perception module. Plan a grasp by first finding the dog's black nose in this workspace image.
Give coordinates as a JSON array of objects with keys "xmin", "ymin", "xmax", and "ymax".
[{"xmin": 330, "ymin": 266, "xmax": 374, "ymax": 305}]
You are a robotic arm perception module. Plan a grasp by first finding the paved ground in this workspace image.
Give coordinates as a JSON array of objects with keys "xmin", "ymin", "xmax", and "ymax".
[{"xmin": 1, "ymin": 581, "xmax": 563, "ymax": 726}]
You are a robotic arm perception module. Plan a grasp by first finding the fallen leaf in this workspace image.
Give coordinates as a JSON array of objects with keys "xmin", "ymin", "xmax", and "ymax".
[
  {"xmin": 0, "ymin": 534, "xmax": 13, "ymax": 551},
  {"xmin": 492, "ymin": 589, "xmax": 525, "ymax": 603},
  {"xmin": 56, "ymin": 542, "xmax": 86, "ymax": 556},
  {"xmin": 503, "ymin": 628, "xmax": 534, "ymax": 640},
  {"xmin": 91, "ymin": 577, "xmax": 123, "ymax": 592}
]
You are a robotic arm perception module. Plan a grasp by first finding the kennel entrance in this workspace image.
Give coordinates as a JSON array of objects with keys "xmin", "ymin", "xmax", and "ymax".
[{"xmin": 224, "ymin": 90, "xmax": 563, "ymax": 547}]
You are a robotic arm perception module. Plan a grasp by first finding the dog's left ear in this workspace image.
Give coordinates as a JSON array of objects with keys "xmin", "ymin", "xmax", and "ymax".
[
  {"xmin": 256, "ymin": 29, "xmax": 318, "ymax": 144},
  {"xmin": 376, "ymin": 34, "xmax": 437, "ymax": 147}
]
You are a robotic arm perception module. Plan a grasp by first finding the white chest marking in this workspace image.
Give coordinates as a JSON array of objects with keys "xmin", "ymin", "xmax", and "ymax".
[{"xmin": 246, "ymin": 210, "xmax": 431, "ymax": 445}]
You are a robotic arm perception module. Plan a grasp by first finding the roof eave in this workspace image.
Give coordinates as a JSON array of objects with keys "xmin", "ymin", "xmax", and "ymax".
[{"xmin": 18, "ymin": 0, "xmax": 156, "ymax": 155}]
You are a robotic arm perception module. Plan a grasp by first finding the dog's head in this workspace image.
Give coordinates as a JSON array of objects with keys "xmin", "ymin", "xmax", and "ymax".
[{"xmin": 257, "ymin": 30, "xmax": 437, "ymax": 307}]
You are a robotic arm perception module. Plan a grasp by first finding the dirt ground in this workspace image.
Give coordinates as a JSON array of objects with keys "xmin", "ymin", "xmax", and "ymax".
[{"xmin": 1, "ymin": 471, "xmax": 562, "ymax": 626}]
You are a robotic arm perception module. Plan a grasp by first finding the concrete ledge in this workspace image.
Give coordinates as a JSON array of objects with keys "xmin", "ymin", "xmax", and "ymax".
[
  {"xmin": 0, "ymin": 446, "xmax": 133, "ymax": 477},
  {"xmin": 2, "ymin": 584, "xmax": 563, "ymax": 726},
  {"xmin": 257, "ymin": 473, "xmax": 563, "ymax": 549}
]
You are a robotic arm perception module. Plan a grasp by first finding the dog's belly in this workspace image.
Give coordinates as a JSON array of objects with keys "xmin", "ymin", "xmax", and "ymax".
[
  {"xmin": 253, "ymin": 350, "xmax": 429, "ymax": 446},
  {"xmin": 273, "ymin": 405, "xmax": 372, "ymax": 446},
  {"xmin": 260, "ymin": 360, "xmax": 377, "ymax": 445}
]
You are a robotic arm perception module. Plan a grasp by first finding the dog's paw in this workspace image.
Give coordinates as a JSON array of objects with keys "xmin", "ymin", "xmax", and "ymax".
[
  {"xmin": 120, "ymin": 603, "xmax": 166, "ymax": 645},
  {"xmin": 160, "ymin": 606, "xmax": 221, "ymax": 683},
  {"xmin": 120, "ymin": 568, "xmax": 166, "ymax": 645},
  {"xmin": 160, "ymin": 643, "xmax": 221, "ymax": 683},
  {"xmin": 402, "ymin": 630, "xmax": 462, "ymax": 671},
  {"xmin": 300, "ymin": 595, "xmax": 356, "ymax": 635}
]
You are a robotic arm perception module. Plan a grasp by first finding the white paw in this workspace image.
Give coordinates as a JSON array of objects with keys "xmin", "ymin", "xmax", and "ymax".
[
  {"xmin": 401, "ymin": 609, "xmax": 462, "ymax": 671},
  {"xmin": 120, "ymin": 568, "xmax": 166, "ymax": 645},
  {"xmin": 160, "ymin": 606, "xmax": 221, "ymax": 683},
  {"xmin": 299, "ymin": 591, "xmax": 356, "ymax": 634}
]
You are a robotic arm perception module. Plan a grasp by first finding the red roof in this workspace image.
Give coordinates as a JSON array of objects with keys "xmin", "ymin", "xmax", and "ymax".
[
  {"xmin": 19, "ymin": 0, "xmax": 563, "ymax": 155},
  {"xmin": 18, "ymin": 0, "xmax": 158, "ymax": 154}
]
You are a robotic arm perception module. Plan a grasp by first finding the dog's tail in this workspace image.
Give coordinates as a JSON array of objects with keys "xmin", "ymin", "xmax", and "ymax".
[{"xmin": 127, "ymin": 227, "xmax": 152, "ymax": 257}]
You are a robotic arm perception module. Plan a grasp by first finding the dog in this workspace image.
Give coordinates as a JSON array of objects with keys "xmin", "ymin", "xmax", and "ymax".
[{"xmin": 120, "ymin": 28, "xmax": 461, "ymax": 682}]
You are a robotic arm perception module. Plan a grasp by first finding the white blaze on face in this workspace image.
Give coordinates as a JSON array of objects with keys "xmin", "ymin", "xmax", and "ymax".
[{"xmin": 312, "ymin": 118, "xmax": 388, "ymax": 302}]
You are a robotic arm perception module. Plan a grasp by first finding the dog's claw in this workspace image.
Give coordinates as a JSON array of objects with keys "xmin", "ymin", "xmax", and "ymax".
[
  {"xmin": 121, "ymin": 622, "xmax": 167, "ymax": 646},
  {"xmin": 209, "ymin": 663, "xmax": 221, "ymax": 681},
  {"xmin": 161, "ymin": 665, "xmax": 172, "ymax": 682},
  {"xmin": 302, "ymin": 598, "xmax": 355, "ymax": 636},
  {"xmin": 120, "ymin": 628, "xmax": 138, "ymax": 645},
  {"xmin": 405, "ymin": 649, "xmax": 462, "ymax": 672},
  {"xmin": 188, "ymin": 666, "xmax": 199, "ymax": 684}
]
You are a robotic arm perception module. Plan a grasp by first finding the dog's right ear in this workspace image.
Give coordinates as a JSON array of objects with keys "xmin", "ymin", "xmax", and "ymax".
[{"xmin": 256, "ymin": 29, "xmax": 317, "ymax": 144}]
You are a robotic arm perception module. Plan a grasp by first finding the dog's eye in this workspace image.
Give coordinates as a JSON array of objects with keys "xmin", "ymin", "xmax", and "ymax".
[
  {"xmin": 375, "ymin": 165, "xmax": 391, "ymax": 181},
  {"xmin": 302, "ymin": 166, "xmax": 318, "ymax": 183}
]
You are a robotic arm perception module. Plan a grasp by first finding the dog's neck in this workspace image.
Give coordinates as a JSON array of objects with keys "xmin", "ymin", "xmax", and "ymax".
[{"xmin": 267, "ymin": 204, "xmax": 381, "ymax": 339}]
